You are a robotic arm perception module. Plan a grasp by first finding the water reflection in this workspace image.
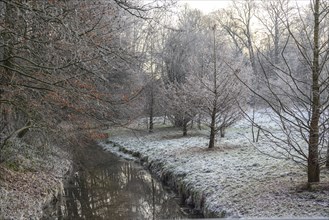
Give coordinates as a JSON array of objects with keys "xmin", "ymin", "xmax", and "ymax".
[{"xmin": 62, "ymin": 151, "xmax": 194, "ymax": 220}]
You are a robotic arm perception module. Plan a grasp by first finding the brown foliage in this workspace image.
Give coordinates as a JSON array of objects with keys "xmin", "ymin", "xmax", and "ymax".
[{"xmin": 0, "ymin": 0, "xmax": 142, "ymax": 158}]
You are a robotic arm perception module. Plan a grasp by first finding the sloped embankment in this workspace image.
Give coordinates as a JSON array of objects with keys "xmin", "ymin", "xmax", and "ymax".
[
  {"xmin": 102, "ymin": 139, "xmax": 224, "ymax": 218},
  {"xmin": 0, "ymin": 139, "xmax": 72, "ymax": 219},
  {"xmin": 101, "ymin": 127, "xmax": 329, "ymax": 218}
]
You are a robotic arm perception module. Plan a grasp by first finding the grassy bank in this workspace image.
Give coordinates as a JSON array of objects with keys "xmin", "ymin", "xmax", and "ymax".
[{"xmin": 102, "ymin": 123, "xmax": 329, "ymax": 218}]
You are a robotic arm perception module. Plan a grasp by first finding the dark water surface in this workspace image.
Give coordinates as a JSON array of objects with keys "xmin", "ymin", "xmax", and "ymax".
[{"xmin": 49, "ymin": 145, "xmax": 202, "ymax": 220}]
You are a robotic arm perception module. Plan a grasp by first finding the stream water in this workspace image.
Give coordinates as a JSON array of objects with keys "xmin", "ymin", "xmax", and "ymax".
[{"xmin": 46, "ymin": 145, "xmax": 202, "ymax": 219}]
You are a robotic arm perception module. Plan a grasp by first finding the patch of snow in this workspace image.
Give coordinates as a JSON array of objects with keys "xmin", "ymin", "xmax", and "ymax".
[{"xmin": 102, "ymin": 114, "xmax": 329, "ymax": 218}]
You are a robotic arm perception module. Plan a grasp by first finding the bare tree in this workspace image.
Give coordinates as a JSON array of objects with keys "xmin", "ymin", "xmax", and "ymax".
[
  {"xmin": 215, "ymin": 0, "xmax": 262, "ymax": 142},
  {"xmin": 0, "ymin": 0, "xmax": 167, "ymax": 161},
  {"xmin": 162, "ymin": 79, "xmax": 201, "ymax": 136},
  {"xmin": 233, "ymin": 0, "xmax": 329, "ymax": 183},
  {"xmin": 256, "ymin": 0, "xmax": 289, "ymax": 66},
  {"xmin": 197, "ymin": 25, "xmax": 247, "ymax": 148},
  {"xmin": 162, "ymin": 7, "xmax": 205, "ymax": 128}
]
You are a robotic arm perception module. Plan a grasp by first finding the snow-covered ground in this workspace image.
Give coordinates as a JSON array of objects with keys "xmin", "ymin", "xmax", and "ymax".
[{"xmin": 102, "ymin": 114, "xmax": 329, "ymax": 218}]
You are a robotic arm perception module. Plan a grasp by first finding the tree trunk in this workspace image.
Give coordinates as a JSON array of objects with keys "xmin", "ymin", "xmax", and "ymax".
[
  {"xmin": 148, "ymin": 75, "xmax": 154, "ymax": 133},
  {"xmin": 209, "ymin": 108, "xmax": 216, "ymax": 148},
  {"xmin": 149, "ymin": 36, "xmax": 155, "ymax": 133},
  {"xmin": 327, "ymin": 15, "xmax": 329, "ymax": 169},
  {"xmin": 308, "ymin": 0, "xmax": 320, "ymax": 183},
  {"xmin": 220, "ymin": 126, "xmax": 225, "ymax": 138},
  {"xmin": 326, "ymin": 143, "xmax": 329, "ymax": 169},
  {"xmin": 208, "ymin": 25, "xmax": 217, "ymax": 149},
  {"xmin": 149, "ymin": 100, "xmax": 153, "ymax": 133},
  {"xmin": 274, "ymin": 15, "xmax": 280, "ymax": 65},
  {"xmin": 149, "ymin": 114, "xmax": 153, "ymax": 132},
  {"xmin": 208, "ymin": 129, "xmax": 215, "ymax": 149},
  {"xmin": 251, "ymin": 107, "xmax": 256, "ymax": 142},
  {"xmin": 174, "ymin": 116, "xmax": 184, "ymax": 127},
  {"xmin": 1, "ymin": 2, "xmax": 15, "ymax": 139},
  {"xmin": 3, "ymin": 2, "xmax": 14, "ymax": 73},
  {"xmin": 182, "ymin": 121, "xmax": 187, "ymax": 136},
  {"xmin": 255, "ymin": 126, "xmax": 261, "ymax": 143},
  {"xmin": 197, "ymin": 114, "xmax": 202, "ymax": 130}
]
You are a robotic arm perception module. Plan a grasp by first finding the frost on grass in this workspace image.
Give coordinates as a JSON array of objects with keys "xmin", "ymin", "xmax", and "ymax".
[
  {"xmin": 0, "ymin": 139, "xmax": 71, "ymax": 219},
  {"xmin": 103, "ymin": 117, "xmax": 329, "ymax": 218}
]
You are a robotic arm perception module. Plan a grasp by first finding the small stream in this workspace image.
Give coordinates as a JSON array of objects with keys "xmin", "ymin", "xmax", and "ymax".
[{"xmin": 46, "ymin": 145, "xmax": 202, "ymax": 219}]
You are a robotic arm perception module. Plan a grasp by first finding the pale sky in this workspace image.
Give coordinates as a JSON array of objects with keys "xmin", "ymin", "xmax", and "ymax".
[
  {"xmin": 179, "ymin": 0, "xmax": 231, "ymax": 13},
  {"xmin": 178, "ymin": 0, "xmax": 311, "ymax": 14}
]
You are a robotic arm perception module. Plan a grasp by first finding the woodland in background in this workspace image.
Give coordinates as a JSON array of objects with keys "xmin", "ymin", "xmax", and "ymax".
[
  {"xmin": 1, "ymin": 0, "xmax": 329, "ymax": 184},
  {"xmin": 0, "ymin": 0, "xmax": 171, "ymax": 161}
]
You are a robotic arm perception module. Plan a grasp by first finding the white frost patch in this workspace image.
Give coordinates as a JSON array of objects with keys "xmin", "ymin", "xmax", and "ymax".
[{"xmin": 103, "ymin": 116, "xmax": 329, "ymax": 218}]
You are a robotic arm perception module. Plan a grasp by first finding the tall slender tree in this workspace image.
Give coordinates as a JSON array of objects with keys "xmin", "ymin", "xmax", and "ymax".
[{"xmin": 233, "ymin": 0, "xmax": 329, "ymax": 183}]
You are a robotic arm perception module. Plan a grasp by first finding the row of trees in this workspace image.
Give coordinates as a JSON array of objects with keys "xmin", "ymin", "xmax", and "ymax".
[
  {"xmin": 142, "ymin": 8, "xmax": 248, "ymax": 149},
  {"xmin": 140, "ymin": 0, "xmax": 329, "ymax": 183},
  {"xmin": 0, "ymin": 0, "xmax": 171, "ymax": 160},
  {"xmin": 1, "ymin": 0, "xmax": 328, "ymax": 184}
]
